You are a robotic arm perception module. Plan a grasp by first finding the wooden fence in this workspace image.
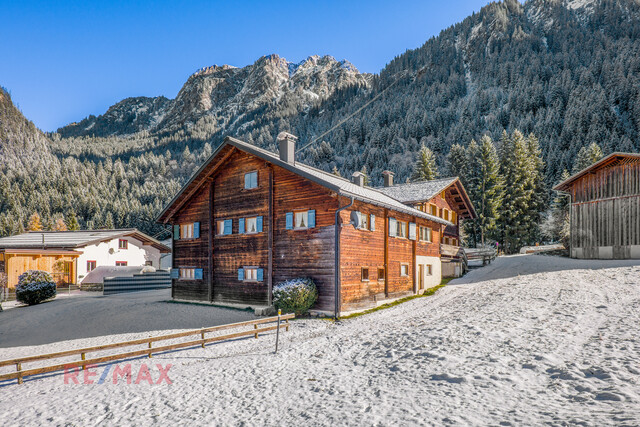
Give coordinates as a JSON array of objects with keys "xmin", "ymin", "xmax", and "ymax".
[{"xmin": 0, "ymin": 313, "xmax": 294, "ymax": 385}]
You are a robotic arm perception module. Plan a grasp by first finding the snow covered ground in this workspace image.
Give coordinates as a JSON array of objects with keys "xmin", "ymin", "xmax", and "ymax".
[{"xmin": 1, "ymin": 254, "xmax": 640, "ymax": 425}]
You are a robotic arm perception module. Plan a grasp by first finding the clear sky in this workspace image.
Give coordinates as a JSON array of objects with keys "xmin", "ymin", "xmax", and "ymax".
[{"xmin": 1, "ymin": 0, "xmax": 494, "ymax": 132}]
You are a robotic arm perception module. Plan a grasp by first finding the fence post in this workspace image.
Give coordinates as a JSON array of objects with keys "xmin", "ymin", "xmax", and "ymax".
[
  {"xmin": 201, "ymin": 329, "xmax": 205, "ymax": 348},
  {"xmin": 275, "ymin": 309, "xmax": 281, "ymax": 353},
  {"xmin": 148, "ymin": 339, "xmax": 153, "ymax": 358},
  {"xmin": 254, "ymin": 324, "xmax": 258, "ymax": 339},
  {"xmin": 285, "ymin": 319, "xmax": 289, "ymax": 332},
  {"xmin": 81, "ymin": 353, "xmax": 86, "ymax": 370},
  {"xmin": 16, "ymin": 362, "xmax": 22, "ymax": 385}
]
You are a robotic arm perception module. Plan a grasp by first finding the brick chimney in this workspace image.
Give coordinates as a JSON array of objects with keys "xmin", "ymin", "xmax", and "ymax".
[
  {"xmin": 351, "ymin": 171, "xmax": 365, "ymax": 187},
  {"xmin": 382, "ymin": 170, "xmax": 395, "ymax": 187},
  {"xmin": 277, "ymin": 132, "xmax": 298, "ymax": 164}
]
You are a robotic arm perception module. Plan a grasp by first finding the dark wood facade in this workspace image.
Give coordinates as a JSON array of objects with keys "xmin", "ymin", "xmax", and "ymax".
[
  {"xmin": 159, "ymin": 137, "xmax": 454, "ymax": 314},
  {"xmin": 554, "ymin": 153, "xmax": 640, "ymax": 259}
]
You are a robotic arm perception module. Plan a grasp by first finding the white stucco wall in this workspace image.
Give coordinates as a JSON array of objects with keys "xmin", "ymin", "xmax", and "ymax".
[
  {"xmin": 415, "ymin": 256, "xmax": 442, "ymax": 291},
  {"xmin": 76, "ymin": 236, "xmax": 161, "ymax": 283}
]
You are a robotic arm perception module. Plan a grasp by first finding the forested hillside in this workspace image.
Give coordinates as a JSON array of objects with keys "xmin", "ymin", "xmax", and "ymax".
[{"xmin": 1, "ymin": 0, "xmax": 639, "ymax": 241}]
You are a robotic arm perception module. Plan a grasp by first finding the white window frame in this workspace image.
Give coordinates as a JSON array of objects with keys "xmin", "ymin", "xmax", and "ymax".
[
  {"xmin": 294, "ymin": 211, "xmax": 309, "ymax": 229},
  {"xmin": 246, "ymin": 217, "xmax": 258, "ymax": 234},
  {"xmin": 244, "ymin": 267, "xmax": 258, "ymax": 282},
  {"xmin": 400, "ymin": 264, "xmax": 409, "ymax": 277},
  {"xmin": 181, "ymin": 223, "xmax": 195, "ymax": 239},
  {"xmin": 179, "ymin": 268, "xmax": 195, "ymax": 281},
  {"xmin": 427, "ymin": 264, "xmax": 433, "ymax": 276}
]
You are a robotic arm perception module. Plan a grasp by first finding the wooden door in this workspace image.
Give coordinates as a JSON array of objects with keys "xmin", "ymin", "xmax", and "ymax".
[{"xmin": 418, "ymin": 264, "xmax": 424, "ymax": 290}]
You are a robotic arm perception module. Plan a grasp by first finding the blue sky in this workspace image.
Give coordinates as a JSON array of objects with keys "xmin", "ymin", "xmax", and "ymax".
[{"xmin": 1, "ymin": 0, "xmax": 493, "ymax": 132}]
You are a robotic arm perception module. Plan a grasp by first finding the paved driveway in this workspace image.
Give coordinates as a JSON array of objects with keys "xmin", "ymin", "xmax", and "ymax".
[{"xmin": 0, "ymin": 289, "xmax": 256, "ymax": 348}]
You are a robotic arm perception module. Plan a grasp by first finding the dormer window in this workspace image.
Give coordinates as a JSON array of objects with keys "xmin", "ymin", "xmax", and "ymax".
[{"xmin": 118, "ymin": 239, "xmax": 128, "ymax": 250}]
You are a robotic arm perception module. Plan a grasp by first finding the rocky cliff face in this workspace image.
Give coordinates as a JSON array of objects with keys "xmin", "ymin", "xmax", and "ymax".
[{"xmin": 58, "ymin": 54, "xmax": 371, "ymax": 138}]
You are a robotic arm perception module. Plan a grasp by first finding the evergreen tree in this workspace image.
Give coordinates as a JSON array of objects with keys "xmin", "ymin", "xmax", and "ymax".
[
  {"xmin": 27, "ymin": 213, "xmax": 43, "ymax": 231},
  {"xmin": 524, "ymin": 133, "xmax": 547, "ymax": 244},
  {"xmin": 551, "ymin": 169, "xmax": 571, "ymax": 246},
  {"xmin": 66, "ymin": 212, "xmax": 81, "ymax": 231},
  {"xmin": 104, "ymin": 212, "xmax": 115, "ymax": 229},
  {"xmin": 412, "ymin": 144, "xmax": 438, "ymax": 181},
  {"xmin": 572, "ymin": 142, "xmax": 604, "ymax": 173},
  {"xmin": 468, "ymin": 136, "xmax": 503, "ymax": 246},
  {"xmin": 446, "ymin": 143, "xmax": 468, "ymax": 183},
  {"xmin": 53, "ymin": 217, "xmax": 68, "ymax": 231}
]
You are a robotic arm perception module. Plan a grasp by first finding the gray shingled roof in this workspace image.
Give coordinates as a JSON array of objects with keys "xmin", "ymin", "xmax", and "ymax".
[
  {"xmin": 0, "ymin": 229, "xmax": 171, "ymax": 252},
  {"xmin": 158, "ymin": 136, "xmax": 452, "ymax": 226},
  {"xmin": 375, "ymin": 177, "xmax": 458, "ymax": 203}
]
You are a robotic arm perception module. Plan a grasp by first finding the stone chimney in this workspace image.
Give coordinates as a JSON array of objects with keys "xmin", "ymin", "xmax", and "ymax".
[
  {"xmin": 277, "ymin": 132, "xmax": 298, "ymax": 164},
  {"xmin": 351, "ymin": 171, "xmax": 365, "ymax": 187},
  {"xmin": 382, "ymin": 170, "xmax": 395, "ymax": 187}
]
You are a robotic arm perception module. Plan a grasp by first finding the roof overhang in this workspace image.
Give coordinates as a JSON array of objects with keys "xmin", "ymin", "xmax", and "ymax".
[
  {"xmin": 0, "ymin": 249, "xmax": 81, "ymax": 257},
  {"xmin": 553, "ymin": 152, "xmax": 640, "ymax": 193},
  {"xmin": 156, "ymin": 136, "xmax": 452, "ymax": 226}
]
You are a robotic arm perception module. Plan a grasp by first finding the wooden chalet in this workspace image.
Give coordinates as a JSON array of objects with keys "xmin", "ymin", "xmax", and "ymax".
[
  {"xmin": 157, "ymin": 133, "xmax": 455, "ymax": 315},
  {"xmin": 553, "ymin": 152, "xmax": 640, "ymax": 259},
  {"xmin": 377, "ymin": 175, "xmax": 476, "ymax": 277}
]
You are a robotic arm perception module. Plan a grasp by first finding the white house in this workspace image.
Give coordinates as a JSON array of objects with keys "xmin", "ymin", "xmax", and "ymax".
[{"xmin": 0, "ymin": 229, "xmax": 171, "ymax": 287}]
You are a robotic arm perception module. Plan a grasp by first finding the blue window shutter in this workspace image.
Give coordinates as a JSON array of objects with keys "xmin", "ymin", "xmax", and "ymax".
[
  {"xmin": 409, "ymin": 222, "xmax": 417, "ymax": 240},
  {"xmin": 251, "ymin": 172, "xmax": 258, "ymax": 189},
  {"xmin": 389, "ymin": 218, "xmax": 397, "ymax": 237},
  {"xmin": 256, "ymin": 216, "xmax": 263, "ymax": 232},
  {"xmin": 193, "ymin": 222, "xmax": 200, "ymax": 239},
  {"xmin": 239, "ymin": 218, "xmax": 245, "ymax": 234},
  {"xmin": 238, "ymin": 268, "xmax": 244, "ymax": 281},
  {"xmin": 173, "ymin": 225, "xmax": 180, "ymax": 240},
  {"xmin": 195, "ymin": 269, "xmax": 203, "ymax": 280},
  {"xmin": 224, "ymin": 219, "xmax": 232, "ymax": 235},
  {"xmin": 257, "ymin": 268, "xmax": 264, "ymax": 282},
  {"xmin": 308, "ymin": 210, "xmax": 316, "ymax": 228},
  {"xmin": 286, "ymin": 212, "xmax": 293, "ymax": 229},
  {"xmin": 370, "ymin": 214, "xmax": 376, "ymax": 231},
  {"xmin": 170, "ymin": 269, "xmax": 179, "ymax": 279},
  {"xmin": 244, "ymin": 173, "xmax": 251, "ymax": 189}
]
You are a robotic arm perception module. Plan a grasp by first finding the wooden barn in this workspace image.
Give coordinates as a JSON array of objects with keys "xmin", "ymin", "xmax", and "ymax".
[
  {"xmin": 553, "ymin": 152, "xmax": 640, "ymax": 259},
  {"xmin": 376, "ymin": 174, "xmax": 476, "ymax": 277},
  {"xmin": 157, "ymin": 133, "xmax": 474, "ymax": 316}
]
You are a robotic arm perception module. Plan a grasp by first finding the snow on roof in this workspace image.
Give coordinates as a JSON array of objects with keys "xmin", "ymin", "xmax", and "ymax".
[
  {"xmin": 157, "ymin": 136, "xmax": 453, "ymax": 226},
  {"xmin": 0, "ymin": 229, "xmax": 171, "ymax": 253},
  {"xmin": 375, "ymin": 177, "xmax": 458, "ymax": 204}
]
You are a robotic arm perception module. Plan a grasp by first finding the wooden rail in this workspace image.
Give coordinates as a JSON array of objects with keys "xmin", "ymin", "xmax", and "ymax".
[{"xmin": 0, "ymin": 313, "xmax": 294, "ymax": 385}]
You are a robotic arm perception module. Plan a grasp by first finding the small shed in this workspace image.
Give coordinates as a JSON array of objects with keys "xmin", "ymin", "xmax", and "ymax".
[{"xmin": 553, "ymin": 152, "xmax": 640, "ymax": 259}]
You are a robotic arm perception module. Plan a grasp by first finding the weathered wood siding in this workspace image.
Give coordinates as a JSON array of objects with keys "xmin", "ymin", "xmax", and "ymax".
[
  {"xmin": 272, "ymin": 165, "xmax": 338, "ymax": 311},
  {"xmin": 416, "ymin": 193, "xmax": 459, "ymax": 240},
  {"xmin": 172, "ymin": 183, "xmax": 211, "ymax": 301},
  {"xmin": 569, "ymin": 161, "xmax": 640, "ymax": 258},
  {"xmin": 339, "ymin": 200, "xmax": 441, "ymax": 311}
]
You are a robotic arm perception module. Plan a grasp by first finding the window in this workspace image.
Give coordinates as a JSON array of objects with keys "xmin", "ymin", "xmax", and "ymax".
[
  {"xmin": 396, "ymin": 221, "xmax": 407, "ymax": 238},
  {"xmin": 360, "ymin": 213, "xmax": 369, "ymax": 230},
  {"xmin": 427, "ymin": 265, "xmax": 433, "ymax": 275},
  {"xmin": 295, "ymin": 211, "xmax": 308, "ymax": 228},
  {"xmin": 377, "ymin": 267, "xmax": 385, "ymax": 281},
  {"xmin": 180, "ymin": 268, "xmax": 195, "ymax": 280},
  {"xmin": 246, "ymin": 217, "xmax": 259, "ymax": 233},
  {"xmin": 118, "ymin": 239, "xmax": 128, "ymax": 250},
  {"xmin": 419, "ymin": 226, "xmax": 432, "ymax": 242},
  {"xmin": 443, "ymin": 209, "xmax": 449, "ymax": 221},
  {"xmin": 244, "ymin": 171, "xmax": 258, "ymax": 189},
  {"xmin": 181, "ymin": 223, "xmax": 194, "ymax": 239},
  {"xmin": 217, "ymin": 219, "xmax": 232, "ymax": 236},
  {"xmin": 430, "ymin": 204, "xmax": 437, "ymax": 216},
  {"xmin": 239, "ymin": 266, "xmax": 264, "ymax": 282},
  {"xmin": 361, "ymin": 267, "xmax": 369, "ymax": 282},
  {"xmin": 400, "ymin": 264, "xmax": 409, "ymax": 277},
  {"xmin": 87, "ymin": 260, "xmax": 96, "ymax": 272},
  {"xmin": 439, "ymin": 208, "xmax": 443, "ymax": 218},
  {"xmin": 444, "ymin": 237, "xmax": 450, "ymax": 245},
  {"xmin": 116, "ymin": 261, "xmax": 128, "ymax": 267}
]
